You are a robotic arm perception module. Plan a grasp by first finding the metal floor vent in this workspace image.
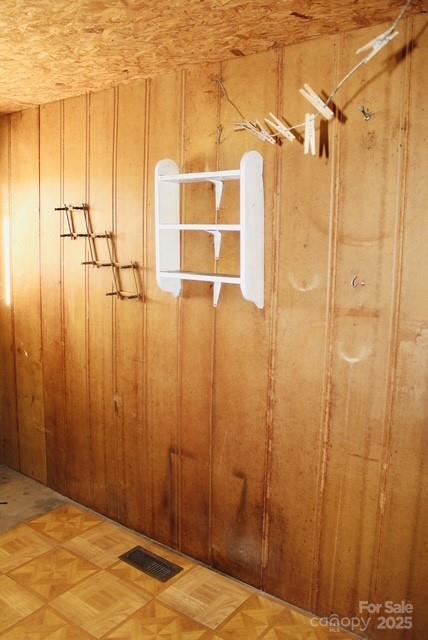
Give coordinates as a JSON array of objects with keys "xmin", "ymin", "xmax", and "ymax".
[{"xmin": 119, "ymin": 546, "xmax": 183, "ymax": 582}]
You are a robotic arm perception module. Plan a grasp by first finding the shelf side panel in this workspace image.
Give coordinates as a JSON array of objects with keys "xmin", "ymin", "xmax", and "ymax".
[
  {"xmin": 240, "ymin": 150, "xmax": 264, "ymax": 309},
  {"xmin": 155, "ymin": 159, "xmax": 181, "ymax": 296}
]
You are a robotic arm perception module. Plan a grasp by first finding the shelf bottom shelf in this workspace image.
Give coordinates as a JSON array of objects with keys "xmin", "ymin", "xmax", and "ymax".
[{"xmin": 159, "ymin": 271, "xmax": 240, "ymax": 285}]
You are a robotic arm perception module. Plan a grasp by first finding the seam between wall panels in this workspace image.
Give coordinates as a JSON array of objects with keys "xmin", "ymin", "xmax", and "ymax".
[
  {"xmin": 310, "ymin": 32, "xmax": 342, "ymax": 612},
  {"xmin": 208, "ymin": 61, "xmax": 222, "ymax": 566},
  {"xmin": 370, "ymin": 16, "xmax": 413, "ymax": 602},
  {"xmin": 209, "ymin": 60, "xmax": 224, "ymax": 566},
  {"xmin": 142, "ymin": 79, "xmax": 150, "ymax": 534},
  {"xmin": 37, "ymin": 106, "xmax": 47, "ymax": 483},
  {"xmin": 60, "ymin": 100, "xmax": 67, "ymax": 494},
  {"xmin": 144, "ymin": 79, "xmax": 155, "ymax": 538},
  {"xmin": 112, "ymin": 86, "xmax": 120, "ymax": 520},
  {"xmin": 85, "ymin": 93, "xmax": 93, "ymax": 506},
  {"xmin": 177, "ymin": 69, "xmax": 185, "ymax": 551},
  {"xmin": 260, "ymin": 46, "xmax": 283, "ymax": 590},
  {"xmin": 8, "ymin": 115, "xmax": 21, "ymax": 471},
  {"xmin": 401, "ymin": 24, "xmax": 428, "ymax": 608}
]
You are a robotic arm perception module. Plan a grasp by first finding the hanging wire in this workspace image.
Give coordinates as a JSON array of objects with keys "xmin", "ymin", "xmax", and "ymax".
[
  {"xmin": 287, "ymin": 0, "xmax": 412, "ymax": 133},
  {"xmin": 216, "ymin": 78, "xmax": 247, "ymax": 121},
  {"xmin": 220, "ymin": 0, "xmax": 413, "ymax": 139}
]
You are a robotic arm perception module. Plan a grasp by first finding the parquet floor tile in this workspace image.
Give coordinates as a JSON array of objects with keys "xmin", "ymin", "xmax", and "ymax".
[
  {"xmin": 9, "ymin": 547, "xmax": 99, "ymax": 599},
  {"xmin": 28, "ymin": 505, "xmax": 103, "ymax": 542},
  {"xmin": 109, "ymin": 560, "xmax": 168, "ymax": 597},
  {"xmin": 306, "ymin": 627, "xmax": 354, "ymax": 640},
  {"xmin": 0, "ymin": 524, "xmax": 55, "ymax": 573},
  {"xmin": 216, "ymin": 594, "xmax": 285, "ymax": 638},
  {"xmin": 261, "ymin": 607, "xmax": 351, "ymax": 639},
  {"xmin": 146, "ymin": 541, "xmax": 196, "ymax": 571},
  {"xmin": 63, "ymin": 521, "xmax": 145, "ymax": 568},
  {"xmin": 50, "ymin": 569, "xmax": 151, "ymax": 638},
  {"xmin": 309, "ymin": 632, "xmax": 353, "ymax": 640},
  {"xmin": 0, "ymin": 606, "xmax": 95, "ymax": 639},
  {"xmin": 158, "ymin": 565, "xmax": 251, "ymax": 629},
  {"xmin": 262, "ymin": 630, "xmax": 317, "ymax": 640},
  {"xmin": 104, "ymin": 600, "xmax": 209, "ymax": 639},
  {"xmin": 0, "ymin": 574, "xmax": 43, "ymax": 634}
]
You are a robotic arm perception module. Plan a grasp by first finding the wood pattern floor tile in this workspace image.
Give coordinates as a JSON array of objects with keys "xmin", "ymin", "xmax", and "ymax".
[
  {"xmin": 262, "ymin": 628, "xmax": 317, "ymax": 639},
  {"xmin": 109, "ymin": 561, "xmax": 168, "ymax": 597},
  {"xmin": 63, "ymin": 521, "xmax": 145, "ymax": 568},
  {"xmin": 0, "ymin": 524, "xmax": 55, "ymax": 573},
  {"xmin": 216, "ymin": 594, "xmax": 285, "ymax": 638},
  {"xmin": 261, "ymin": 607, "xmax": 351, "ymax": 639},
  {"xmin": 104, "ymin": 600, "xmax": 209, "ymax": 639},
  {"xmin": 0, "ymin": 574, "xmax": 43, "ymax": 634},
  {"xmin": 158, "ymin": 565, "xmax": 251, "ymax": 629},
  {"xmin": 28, "ymin": 505, "xmax": 103, "ymax": 542},
  {"xmin": 50, "ymin": 569, "xmax": 151, "ymax": 638},
  {"xmin": 0, "ymin": 606, "xmax": 95, "ymax": 639},
  {"xmin": 146, "ymin": 541, "xmax": 196, "ymax": 571},
  {"xmin": 9, "ymin": 547, "xmax": 99, "ymax": 599},
  {"xmin": 311, "ymin": 631, "xmax": 353, "ymax": 639}
]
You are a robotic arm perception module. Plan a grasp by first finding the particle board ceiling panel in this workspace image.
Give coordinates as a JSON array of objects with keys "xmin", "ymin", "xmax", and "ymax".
[{"xmin": 0, "ymin": 0, "xmax": 426, "ymax": 112}]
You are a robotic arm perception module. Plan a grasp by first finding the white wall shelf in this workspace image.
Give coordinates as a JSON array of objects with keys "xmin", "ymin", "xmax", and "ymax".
[{"xmin": 155, "ymin": 150, "xmax": 264, "ymax": 308}]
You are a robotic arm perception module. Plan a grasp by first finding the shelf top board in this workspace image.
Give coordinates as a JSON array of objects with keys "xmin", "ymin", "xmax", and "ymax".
[{"xmin": 158, "ymin": 169, "xmax": 240, "ymax": 183}]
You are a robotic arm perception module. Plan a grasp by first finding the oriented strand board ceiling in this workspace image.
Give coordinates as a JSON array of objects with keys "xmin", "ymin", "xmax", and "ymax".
[{"xmin": 0, "ymin": 0, "xmax": 425, "ymax": 113}]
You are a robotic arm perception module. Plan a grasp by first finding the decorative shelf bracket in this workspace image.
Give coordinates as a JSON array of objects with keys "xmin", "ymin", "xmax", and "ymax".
[
  {"xmin": 209, "ymin": 230, "xmax": 222, "ymax": 261},
  {"xmin": 213, "ymin": 281, "xmax": 222, "ymax": 307},
  {"xmin": 209, "ymin": 179, "xmax": 224, "ymax": 211},
  {"xmin": 155, "ymin": 150, "xmax": 264, "ymax": 308}
]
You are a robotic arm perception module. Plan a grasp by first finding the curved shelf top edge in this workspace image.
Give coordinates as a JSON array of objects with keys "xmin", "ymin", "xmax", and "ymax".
[{"xmin": 240, "ymin": 149, "xmax": 264, "ymax": 175}]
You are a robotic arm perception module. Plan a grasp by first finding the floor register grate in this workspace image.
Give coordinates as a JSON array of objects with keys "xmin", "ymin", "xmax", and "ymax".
[{"xmin": 119, "ymin": 545, "xmax": 183, "ymax": 582}]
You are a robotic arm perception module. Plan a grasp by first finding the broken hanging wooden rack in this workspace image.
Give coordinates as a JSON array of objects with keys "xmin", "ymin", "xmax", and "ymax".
[{"xmin": 54, "ymin": 204, "xmax": 141, "ymax": 301}]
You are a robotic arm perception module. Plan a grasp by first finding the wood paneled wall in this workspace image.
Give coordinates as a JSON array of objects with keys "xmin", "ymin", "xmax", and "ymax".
[{"xmin": 0, "ymin": 16, "xmax": 427, "ymax": 638}]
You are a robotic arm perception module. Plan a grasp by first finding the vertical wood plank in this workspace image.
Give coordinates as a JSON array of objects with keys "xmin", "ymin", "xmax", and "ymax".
[
  {"xmin": 40, "ymin": 101, "xmax": 66, "ymax": 492},
  {"xmin": 0, "ymin": 115, "xmax": 19, "ymax": 469},
  {"xmin": 178, "ymin": 63, "xmax": 220, "ymax": 562},
  {"xmin": 62, "ymin": 95, "xmax": 90, "ymax": 502},
  {"xmin": 212, "ymin": 50, "xmax": 278, "ymax": 587},
  {"xmin": 10, "ymin": 108, "xmax": 46, "ymax": 482},
  {"xmin": 264, "ymin": 36, "xmax": 338, "ymax": 608},
  {"xmin": 145, "ymin": 72, "xmax": 183, "ymax": 546},
  {"xmin": 373, "ymin": 15, "xmax": 428, "ymax": 640},
  {"xmin": 315, "ymin": 24, "xmax": 407, "ymax": 617},
  {"xmin": 114, "ymin": 80, "xmax": 147, "ymax": 530},
  {"xmin": 87, "ymin": 88, "xmax": 115, "ymax": 516}
]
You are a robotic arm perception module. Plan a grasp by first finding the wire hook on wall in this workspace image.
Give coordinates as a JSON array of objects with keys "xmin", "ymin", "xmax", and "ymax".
[
  {"xmin": 359, "ymin": 105, "xmax": 374, "ymax": 121},
  {"xmin": 351, "ymin": 275, "xmax": 367, "ymax": 288}
]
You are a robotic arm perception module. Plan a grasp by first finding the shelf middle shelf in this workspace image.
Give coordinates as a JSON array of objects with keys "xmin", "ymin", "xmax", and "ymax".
[
  {"xmin": 158, "ymin": 223, "xmax": 240, "ymax": 232},
  {"xmin": 159, "ymin": 271, "xmax": 240, "ymax": 285}
]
